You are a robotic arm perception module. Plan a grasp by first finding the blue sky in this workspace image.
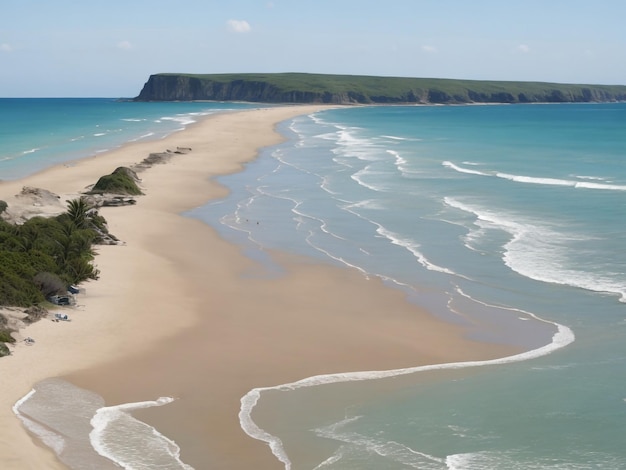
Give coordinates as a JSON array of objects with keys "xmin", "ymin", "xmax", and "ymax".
[{"xmin": 2, "ymin": 0, "xmax": 625, "ymax": 97}]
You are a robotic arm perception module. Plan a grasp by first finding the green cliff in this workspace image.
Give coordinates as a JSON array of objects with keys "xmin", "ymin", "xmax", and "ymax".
[{"xmin": 134, "ymin": 73, "xmax": 626, "ymax": 105}]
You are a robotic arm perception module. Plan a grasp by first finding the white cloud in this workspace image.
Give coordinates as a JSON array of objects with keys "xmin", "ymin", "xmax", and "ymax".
[
  {"xmin": 1, "ymin": 43, "xmax": 13, "ymax": 52},
  {"xmin": 517, "ymin": 44, "xmax": 530, "ymax": 53},
  {"xmin": 117, "ymin": 40, "xmax": 132, "ymax": 50},
  {"xmin": 421, "ymin": 45, "xmax": 437, "ymax": 53},
  {"xmin": 227, "ymin": 19, "xmax": 251, "ymax": 33}
]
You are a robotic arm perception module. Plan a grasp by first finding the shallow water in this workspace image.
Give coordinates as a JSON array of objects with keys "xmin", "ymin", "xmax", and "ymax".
[
  {"xmin": 9, "ymin": 101, "xmax": 626, "ymax": 469},
  {"xmin": 190, "ymin": 103, "xmax": 626, "ymax": 468},
  {"xmin": 3, "ymin": 98, "xmax": 258, "ymax": 470},
  {"xmin": 0, "ymin": 98, "xmax": 259, "ymax": 181},
  {"xmin": 14, "ymin": 378, "xmax": 190, "ymax": 469}
]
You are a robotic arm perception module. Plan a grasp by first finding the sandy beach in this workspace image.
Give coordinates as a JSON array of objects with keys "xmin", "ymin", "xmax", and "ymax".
[{"xmin": 0, "ymin": 105, "xmax": 519, "ymax": 469}]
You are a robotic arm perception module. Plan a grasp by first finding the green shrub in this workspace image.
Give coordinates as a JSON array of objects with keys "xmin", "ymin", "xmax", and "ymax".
[
  {"xmin": 0, "ymin": 329, "xmax": 15, "ymax": 343},
  {"xmin": 89, "ymin": 167, "xmax": 142, "ymax": 195},
  {"xmin": 0, "ymin": 195, "xmax": 107, "ymax": 307},
  {"xmin": 0, "ymin": 259, "xmax": 45, "ymax": 306}
]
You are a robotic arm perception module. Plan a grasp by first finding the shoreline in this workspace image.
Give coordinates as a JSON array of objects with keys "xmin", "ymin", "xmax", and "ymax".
[{"xmin": 2, "ymin": 105, "xmax": 527, "ymax": 469}]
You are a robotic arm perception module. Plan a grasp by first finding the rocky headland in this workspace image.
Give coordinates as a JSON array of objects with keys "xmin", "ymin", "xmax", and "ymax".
[{"xmin": 134, "ymin": 72, "xmax": 626, "ymax": 104}]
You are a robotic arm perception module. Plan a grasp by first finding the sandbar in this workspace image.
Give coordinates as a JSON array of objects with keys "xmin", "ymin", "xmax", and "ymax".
[{"xmin": 0, "ymin": 105, "xmax": 518, "ymax": 469}]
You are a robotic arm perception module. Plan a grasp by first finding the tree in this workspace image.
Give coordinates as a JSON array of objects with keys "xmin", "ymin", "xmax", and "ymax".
[{"xmin": 65, "ymin": 197, "xmax": 92, "ymax": 229}]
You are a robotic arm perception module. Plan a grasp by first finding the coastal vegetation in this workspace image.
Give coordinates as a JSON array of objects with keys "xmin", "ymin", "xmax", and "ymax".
[
  {"xmin": 0, "ymin": 163, "xmax": 149, "ymax": 355},
  {"xmin": 134, "ymin": 72, "xmax": 626, "ymax": 104},
  {"xmin": 0, "ymin": 197, "xmax": 104, "ymax": 307},
  {"xmin": 0, "ymin": 320, "xmax": 15, "ymax": 357},
  {"xmin": 88, "ymin": 166, "xmax": 143, "ymax": 195},
  {"xmin": 0, "ymin": 198, "xmax": 109, "ymax": 354}
]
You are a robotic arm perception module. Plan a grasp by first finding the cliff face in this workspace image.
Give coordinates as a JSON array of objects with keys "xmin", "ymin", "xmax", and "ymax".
[
  {"xmin": 134, "ymin": 74, "xmax": 626, "ymax": 104},
  {"xmin": 134, "ymin": 75, "xmax": 365, "ymax": 103}
]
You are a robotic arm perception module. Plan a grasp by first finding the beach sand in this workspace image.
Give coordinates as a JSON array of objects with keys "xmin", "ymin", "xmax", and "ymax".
[{"xmin": 0, "ymin": 105, "xmax": 519, "ymax": 469}]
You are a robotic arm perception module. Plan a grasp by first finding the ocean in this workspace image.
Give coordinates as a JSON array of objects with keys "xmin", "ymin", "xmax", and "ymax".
[
  {"xmin": 0, "ymin": 98, "xmax": 259, "ymax": 181},
  {"xmin": 6, "ymin": 99, "xmax": 626, "ymax": 469}
]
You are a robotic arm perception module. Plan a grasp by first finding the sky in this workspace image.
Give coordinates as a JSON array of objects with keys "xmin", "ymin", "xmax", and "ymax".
[{"xmin": 1, "ymin": 0, "xmax": 625, "ymax": 97}]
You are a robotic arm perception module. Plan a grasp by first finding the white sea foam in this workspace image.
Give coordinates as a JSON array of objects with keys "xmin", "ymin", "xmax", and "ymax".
[
  {"xmin": 333, "ymin": 128, "xmax": 383, "ymax": 162},
  {"xmin": 350, "ymin": 165, "xmax": 388, "ymax": 192},
  {"xmin": 313, "ymin": 131, "xmax": 341, "ymax": 142},
  {"xmin": 304, "ymin": 239, "xmax": 372, "ymax": 279},
  {"xmin": 13, "ymin": 387, "xmax": 67, "ymax": 460},
  {"xmin": 342, "ymin": 199, "xmax": 384, "ymax": 211},
  {"xmin": 344, "ymin": 198, "xmax": 467, "ymax": 279},
  {"xmin": 314, "ymin": 416, "xmax": 447, "ymax": 469},
  {"xmin": 12, "ymin": 388, "xmax": 36, "ymax": 414},
  {"xmin": 375, "ymin": 224, "xmax": 459, "ymax": 276},
  {"xmin": 18, "ymin": 414, "xmax": 66, "ymax": 456},
  {"xmin": 12, "ymin": 390, "xmax": 66, "ymax": 454},
  {"xmin": 381, "ymin": 134, "xmax": 408, "ymax": 140},
  {"xmin": 387, "ymin": 149, "xmax": 406, "ymax": 167},
  {"xmin": 387, "ymin": 149, "xmax": 419, "ymax": 177},
  {"xmin": 454, "ymin": 286, "xmax": 561, "ymax": 333},
  {"xmin": 309, "ymin": 112, "xmax": 330, "ymax": 126},
  {"xmin": 320, "ymin": 174, "xmax": 341, "ymax": 195},
  {"xmin": 202, "ymin": 104, "xmax": 626, "ymax": 470},
  {"xmin": 240, "ymin": 316, "xmax": 574, "ymax": 469},
  {"xmin": 312, "ymin": 453, "xmax": 344, "ymax": 469},
  {"xmin": 380, "ymin": 134, "xmax": 422, "ymax": 142},
  {"xmin": 239, "ymin": 389, "xmax": 292, "ymax": 469},
  {"xmin": 496, "ymin": 172, "xmax": 573, "ymax": 186},
  {"xmin": 574, "ymin": 181, "xmax": 626, "ymax": 191},
  {"xmin": 443, "ymin": 161, "xmax": 626, "ymax": 191},
  {"xmin": 573, "ymin": 174, "xmax": 608, "ymax": 181},
  {"xmin": 128, "ymin": 131, "xmax": 155, "ymax": 142},
  {"xmin": 444, "ymin": 197, "xmax": 626, "ymax": 302},
  {"xmin": 446, "ymin": 450, "xmax": 622, "ymax": 469},
  {"xmin": 442, "ymin": 161, "xmax": 488, "ymax": 176},
  {"xmin": 160, "ymin": 115, "xmax": 197, "ymax": 126},
  {"xmin": 14, "ymin": 380, "xmax": 193, "ymax": 470},
  {"xmin": 90, "ymin": 397, "xmax": 193, "ymax": 470}
]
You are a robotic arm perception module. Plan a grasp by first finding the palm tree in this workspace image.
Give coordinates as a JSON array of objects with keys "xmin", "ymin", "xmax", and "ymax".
[{"xmin": 65, "ymin": 197, "xmax": 92, "ymax": 229}]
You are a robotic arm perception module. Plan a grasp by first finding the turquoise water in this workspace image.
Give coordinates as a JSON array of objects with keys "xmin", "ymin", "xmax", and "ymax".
[
  {"xmin": 2, "ymin": 98, "xmax": 260, "ymax": 470},
  {"xmin": 6, "ymin": 100, "xmax": 626, "ymax": 469},
  {"xmin": 0, "ymin": 98, "xmax": 259, "ymax": 180},
  {"xmin": 191, "ymin": 103, "xmax": 626, "ymax": 469}
]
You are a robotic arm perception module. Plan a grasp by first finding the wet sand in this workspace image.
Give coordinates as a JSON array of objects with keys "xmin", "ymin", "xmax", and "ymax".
[{"xmin": 0, "ymin": 105, "xmax": 518, "ymax": 469}]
